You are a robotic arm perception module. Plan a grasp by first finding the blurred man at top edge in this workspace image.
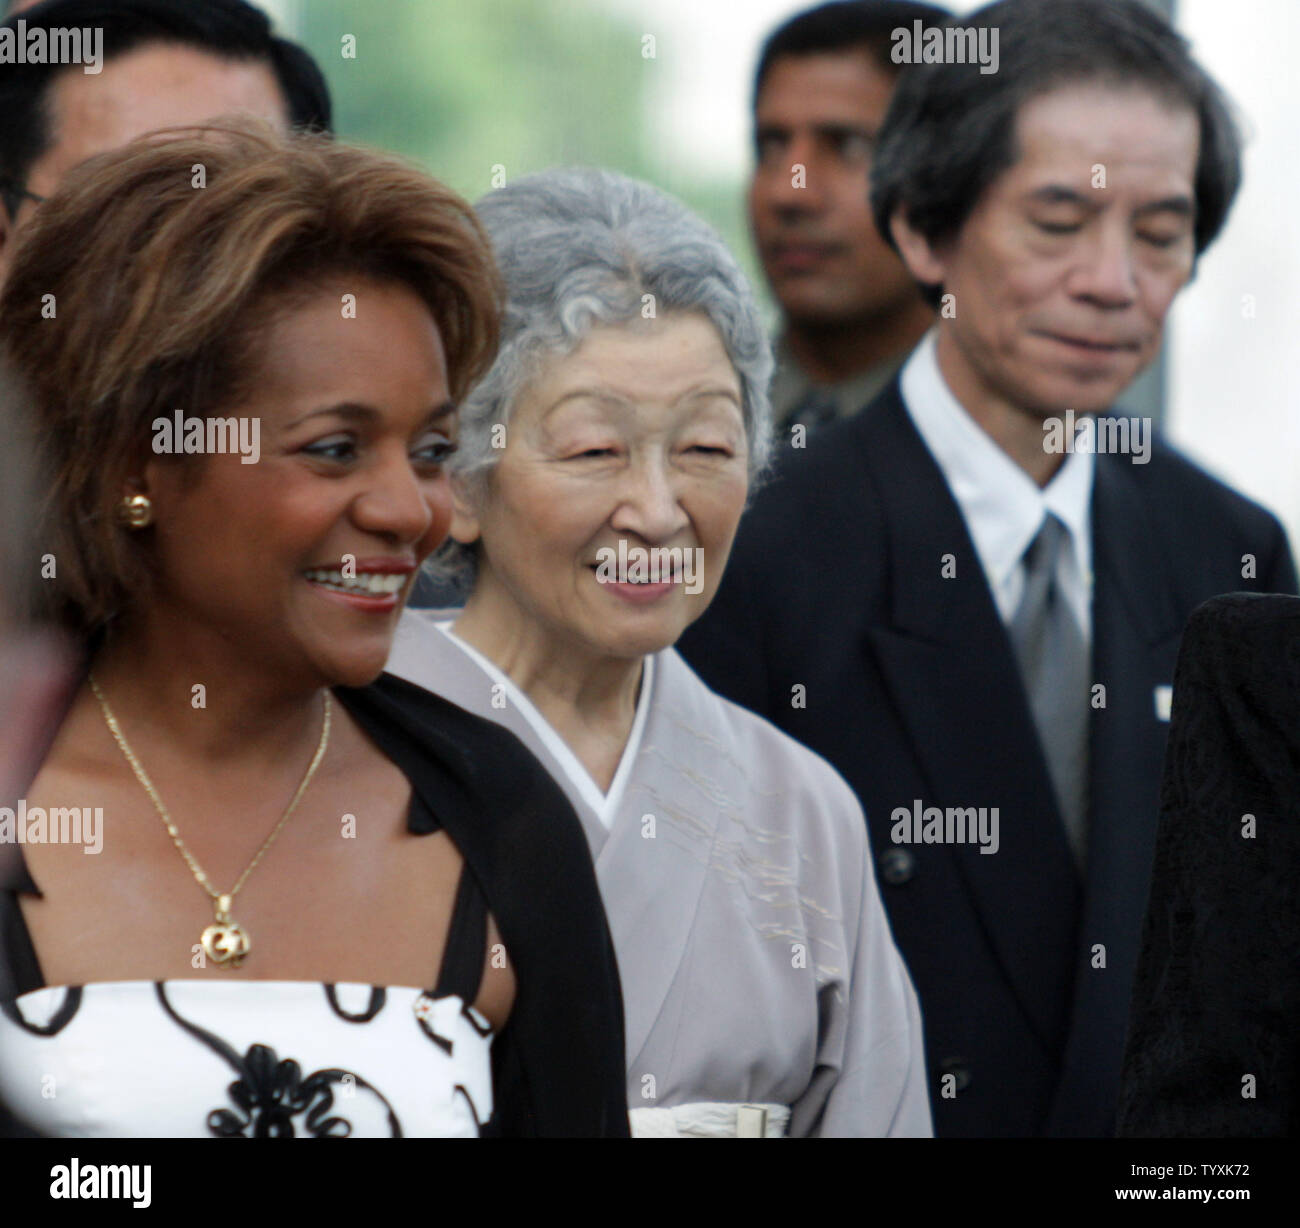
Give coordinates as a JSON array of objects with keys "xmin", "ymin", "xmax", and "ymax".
[
  {"xmin": 749, "ymin": 0, "xmax": 948, "ymax": 439},
  {"xmin": 0, "ymin": 0, "xmax": 331, "ymax": 283}
]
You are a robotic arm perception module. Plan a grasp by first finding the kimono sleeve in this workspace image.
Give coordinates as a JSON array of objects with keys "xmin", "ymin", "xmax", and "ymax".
[{"xmin": 789, "ymin": 778, "xmax": 934, "ymax": 1138}]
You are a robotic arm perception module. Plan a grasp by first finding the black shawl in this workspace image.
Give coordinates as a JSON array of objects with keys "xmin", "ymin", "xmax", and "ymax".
[{"xmin": 0, "ymin": 671, "xmax": 630, "ymax": 1139}]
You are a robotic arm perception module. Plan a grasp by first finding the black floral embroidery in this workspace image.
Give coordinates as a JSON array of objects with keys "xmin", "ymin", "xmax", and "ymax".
[
  {"xmin": 155, "ymin": 983, "xmax": 402, "ymax": 1137},
  {"xmin": 209, "ymin": 1045, "xmax": 402, "ymax": 1138}
]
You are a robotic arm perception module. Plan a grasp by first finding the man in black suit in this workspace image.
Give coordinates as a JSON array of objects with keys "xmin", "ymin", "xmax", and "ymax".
[{"xmin": 679, "ymin": 0, "xmax": 1297, "ymax": 1137}]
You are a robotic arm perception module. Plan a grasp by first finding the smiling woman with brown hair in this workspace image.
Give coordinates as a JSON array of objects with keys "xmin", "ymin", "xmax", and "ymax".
[{"xmin": 0, "ymin": 123, "xmax": 628, "ymax": 1138}]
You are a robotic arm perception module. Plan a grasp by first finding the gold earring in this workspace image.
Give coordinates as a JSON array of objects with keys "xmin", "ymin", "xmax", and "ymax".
[{"xmin": 117, "ymin": 493, "xmax": 154, "ymax": 529}]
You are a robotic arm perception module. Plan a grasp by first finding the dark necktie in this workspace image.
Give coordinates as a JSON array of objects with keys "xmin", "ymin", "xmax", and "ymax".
[{"xmin": 1009, "ymin": 513, "xmax": 1090, "ymax": 867}]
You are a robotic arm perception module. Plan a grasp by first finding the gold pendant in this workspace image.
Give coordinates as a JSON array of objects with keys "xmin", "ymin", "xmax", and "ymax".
[{"xmin": 201, "ymin": 894, "xmax": 251, "ymax": 968}]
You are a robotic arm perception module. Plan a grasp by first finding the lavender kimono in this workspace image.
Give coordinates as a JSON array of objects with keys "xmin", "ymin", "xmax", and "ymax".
[{"xmin": 387, "ymin": 608, "xmax": 932, "ymax": 1138}]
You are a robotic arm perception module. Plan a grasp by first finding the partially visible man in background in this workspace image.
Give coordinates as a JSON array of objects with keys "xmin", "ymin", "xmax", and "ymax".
[
  {"xmin": 0, "ymin": 363, "xmax": 71, "ymax": 868},
  {"xmin": 749, "ymin": 0, "xmax": 947, "ymax": 436},
  {"xmin": 0, "ymin": 0, "xmax": 330, "ymax": 282},
  {"xmin": 0, "ymin": 362, "xmax": 74, "ymax": 1138}
]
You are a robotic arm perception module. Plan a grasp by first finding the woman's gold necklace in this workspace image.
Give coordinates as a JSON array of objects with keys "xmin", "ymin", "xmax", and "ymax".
[{"xmin": 88, "ymin": 675, "xmax": 331, "ymax": 968}]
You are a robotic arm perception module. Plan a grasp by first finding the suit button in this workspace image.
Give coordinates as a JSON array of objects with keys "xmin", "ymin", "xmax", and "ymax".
[
  {"xmin": 879, "ymin": 848, "xmax": 916, "ymax": 885},
  {"xmin": 940, "ymin": 1056, "xmax": 971, "ymax": 1091}
]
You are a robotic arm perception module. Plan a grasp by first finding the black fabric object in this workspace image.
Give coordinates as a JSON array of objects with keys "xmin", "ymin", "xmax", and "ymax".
[
  {"xmin": 678, "ymin": 377, "xmax": 1299, "ymax": 1138},
  {"xmin": 1117, "ymin": 592, "xmax": 1300, "ymax": 1138},
  {"xmin": 431, "ymin": 860, "xmax": 489, "ymax": 1005},
  {"xmin": 333, "ymin": 674, "xmax": 630, "ymax": 1139},
  {"xmin": 0, "ymin": 671, "xmax": 630, "ymax": 1139}
]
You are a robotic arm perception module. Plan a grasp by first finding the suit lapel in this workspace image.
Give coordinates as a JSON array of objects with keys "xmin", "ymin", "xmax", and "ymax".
[
  {"xmin": 856, "ymin": 391, "xmax": 1082, "ymax": 1055},
  {"xmin": 1086, "ymin": 451, "xmax": 1183, "ymax": 904}
]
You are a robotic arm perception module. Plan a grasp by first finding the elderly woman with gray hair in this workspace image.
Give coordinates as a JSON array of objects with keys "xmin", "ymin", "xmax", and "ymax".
[{"xmin": 388, "ymin": 168, "xmax": 931, "ymax": 1138}]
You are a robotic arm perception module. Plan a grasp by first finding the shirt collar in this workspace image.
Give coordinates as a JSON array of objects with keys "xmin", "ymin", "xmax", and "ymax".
[
  {"xmin": 771, "ymin": 333, "xmax": 908, "ymax": 426},
  {"xmin": 900, "ymin": 329, "xmax": 1094, "ymax": 592}
]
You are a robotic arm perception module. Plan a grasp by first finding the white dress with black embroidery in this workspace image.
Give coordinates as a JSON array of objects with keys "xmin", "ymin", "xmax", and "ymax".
[{"xmin": 0, "ymin": 865, "xmax": 495, "ymax": 1138}]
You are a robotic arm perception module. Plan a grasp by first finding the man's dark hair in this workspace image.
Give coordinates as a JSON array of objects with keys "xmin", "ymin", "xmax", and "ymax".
[
  {"xmin": 0, "ymin": 0, "xmax": 332, "ymax": 218},
  {"xmin": 753, "ymin": 0, "xmax": 952, "ymax": 109},
  {"xmin": 871, "ymin": 0, "xmax": 1242, "ymax": 307}
]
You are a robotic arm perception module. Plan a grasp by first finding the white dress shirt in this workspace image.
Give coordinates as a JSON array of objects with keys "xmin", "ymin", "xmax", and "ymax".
[{"xmin": 899, "ymin": 330, "xmax": 1095, "ymax": 640}]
